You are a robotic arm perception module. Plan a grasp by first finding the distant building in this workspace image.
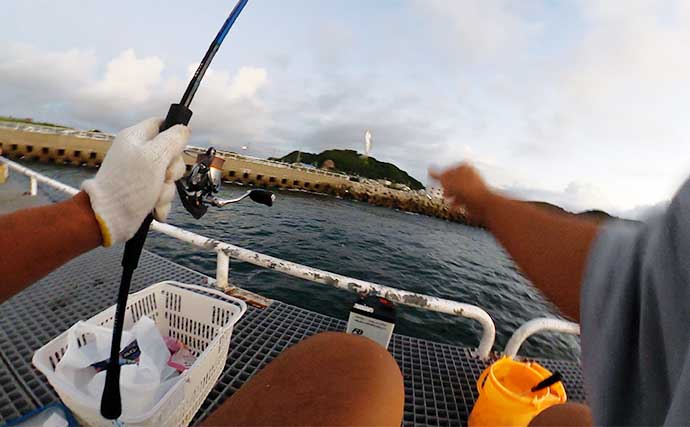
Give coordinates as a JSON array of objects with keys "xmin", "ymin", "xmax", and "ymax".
[{"xmin": 321, "ymin": 159, "xmax": 335, "ymax": 170}]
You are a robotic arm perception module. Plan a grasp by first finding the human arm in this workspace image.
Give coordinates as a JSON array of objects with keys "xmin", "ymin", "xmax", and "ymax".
[
  {"xmin": 0, "ymin": 118, "xmax": 189, "ymax": 303},
  {"xmin": 433, "ymin": 166, "xmax": 690, "ymax": 425},
  {"xmin": 430, "ymin": 164, "xmax": 600, "ymax": 321},
  {"xmin": 0, "ymin": 192, "xmax": 102, "ymax": 301}
]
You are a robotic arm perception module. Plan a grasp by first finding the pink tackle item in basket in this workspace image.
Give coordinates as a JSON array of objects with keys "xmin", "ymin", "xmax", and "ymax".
[
  {"xmin": 164, "ymin": 336, "xmax": 183, "ymax": 353},
  {"xmin": 168, "ymin": 347, "xmax": 197, "ymax": 372},
  {"xmin": 164, "ymin": 336, "xmax": 197, "ymax": 372}
]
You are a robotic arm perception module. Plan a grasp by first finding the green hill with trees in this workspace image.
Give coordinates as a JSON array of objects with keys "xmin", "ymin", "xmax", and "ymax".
[
  {"xmin": 529, "ymin": 201, "xmax": 634, "ymax": 223},
  {"xmin": 270, "ymin": 149, "xmax": 424, "ymax": 190},
  {"xmin": 0, "ymin": 115, "xmax": 71, "ymax": 128}
]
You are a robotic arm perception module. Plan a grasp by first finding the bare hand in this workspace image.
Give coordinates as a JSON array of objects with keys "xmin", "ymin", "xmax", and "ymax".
[{"xmin": 429, "ymin": 163, "xmax": 495, "ymax": 224}]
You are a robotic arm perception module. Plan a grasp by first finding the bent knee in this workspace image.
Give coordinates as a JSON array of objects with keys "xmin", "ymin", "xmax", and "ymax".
[
  {"xmin": 303, "ymin": 332, "xmax": 395, "ymax": 358},
  {"xmin": 529, "ymin": 403, "xmax": 592, "ymax": 427},
  {"xmin": 207, "ymin": 332, "xmax": 405, "ymax": 426},
  {"xmin": 295, "ymin": 332, "xmax": 404, "ymax": 424},
  {"xmin": 301, "ymin": 332, "xmax": 402, "ymax": 375}
]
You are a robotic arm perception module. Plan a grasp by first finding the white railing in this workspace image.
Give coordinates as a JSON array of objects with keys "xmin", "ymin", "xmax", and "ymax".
[
  {"xmin": 1, "ymin": 157, "xmax": 584, "ymax": 360},
  {"xmin": 0, "ymin": 121, "xmax": 113, "ymax": 141},
  {"xmin": 2, "ymin": 158, "xmax": 81, "ymax": 196},
  {"xmin": 503, "ymin": 317, "xmax": 580, "ymax": 358},
  {"xmin": 1, "ymin": 157, "xmax": 501, "ymax": 358}
]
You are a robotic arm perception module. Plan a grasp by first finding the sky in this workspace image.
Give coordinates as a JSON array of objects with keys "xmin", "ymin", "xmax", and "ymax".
[{"xmin": 3, "ymin": 0, "xmax": 690, "ymax": 218}]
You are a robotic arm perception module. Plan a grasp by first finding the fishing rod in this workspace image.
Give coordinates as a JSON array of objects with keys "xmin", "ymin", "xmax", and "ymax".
[{"xmin": 100, "ymin": 0, "xmax": 263, "ymax": 419}]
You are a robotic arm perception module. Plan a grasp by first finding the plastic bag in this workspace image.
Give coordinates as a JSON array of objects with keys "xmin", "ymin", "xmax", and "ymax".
[{"xmin": 55, "ymin": 316, "xmax": 180, "ymax": 417}]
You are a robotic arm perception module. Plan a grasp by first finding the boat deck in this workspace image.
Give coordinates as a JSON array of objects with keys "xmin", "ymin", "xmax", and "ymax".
[
  {"xmin": 0, "ymin": 246, "xmax": 586, "ymax": 426},
  {"xmin": 0, "ymin": 177, "xmax": 50, "ymax": 214}
]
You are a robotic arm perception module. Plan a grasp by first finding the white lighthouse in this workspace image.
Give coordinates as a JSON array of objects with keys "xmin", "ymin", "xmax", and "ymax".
[{"xmin": 364, "ymin": 129, "xmax": 372, "ymax": 158}]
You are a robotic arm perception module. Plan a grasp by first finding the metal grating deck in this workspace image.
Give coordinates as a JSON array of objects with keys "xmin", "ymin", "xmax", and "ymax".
[{"xmin": 0, "ymin": 246, "xmax": 585, "ymax": 426}]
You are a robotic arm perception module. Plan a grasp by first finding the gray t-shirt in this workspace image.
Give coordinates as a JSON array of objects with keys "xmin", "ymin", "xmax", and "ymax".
[{"xmin": 581, "ymin": 177, "xmax": 690, "ymax": 426}]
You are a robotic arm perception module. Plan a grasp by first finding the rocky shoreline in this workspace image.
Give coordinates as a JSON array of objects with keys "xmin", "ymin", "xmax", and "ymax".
[{"xmin": 324, "ymin": 181, "xmax": 467, "ymax": 223}]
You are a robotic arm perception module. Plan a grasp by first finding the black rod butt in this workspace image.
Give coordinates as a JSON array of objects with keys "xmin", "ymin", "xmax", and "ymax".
[
  {"xmin": 100, "ymin": 362, "xmax": 122, "ymax": 419},
  {"xmin": 160, "ymin": 103, "xmax": 193, "ymax": 133}
]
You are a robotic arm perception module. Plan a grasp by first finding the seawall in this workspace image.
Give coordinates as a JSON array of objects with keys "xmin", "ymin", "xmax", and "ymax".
[{"xmin": 0, "ymin": 121, "xmax": 465, "ymax": 223}]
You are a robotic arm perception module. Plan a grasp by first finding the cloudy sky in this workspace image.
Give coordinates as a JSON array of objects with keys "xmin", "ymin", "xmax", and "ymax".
[{"xmin": 3, "ymin": 1, "xmax": 690, "ymax": 217}]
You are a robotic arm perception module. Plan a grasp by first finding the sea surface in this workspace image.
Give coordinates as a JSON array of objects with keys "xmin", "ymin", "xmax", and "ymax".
[{"xmin": 15, "ymin": 161, "xmax": 580, "ymax": 361}]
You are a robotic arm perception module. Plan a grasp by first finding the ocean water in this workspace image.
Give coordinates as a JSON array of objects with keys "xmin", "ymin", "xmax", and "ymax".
[{"xmin": 16, "ymin": 161, "xmax": 580, "ymax": 361}]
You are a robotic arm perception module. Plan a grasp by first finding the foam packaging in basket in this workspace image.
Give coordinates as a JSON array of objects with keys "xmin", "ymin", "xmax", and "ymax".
[
  {"xmin": 32, "ymin": 282, "xmax": 247, "ymax": 427},
  {"xmin": 55, "ymin": 316, "xmax": 180, "ymax": 417}
]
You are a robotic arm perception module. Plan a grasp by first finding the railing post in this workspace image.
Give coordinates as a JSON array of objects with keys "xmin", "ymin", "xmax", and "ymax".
[
  {"xmin": 29, "ymin": 176, "xmax": 37, "ymax": 196},
  {"xmin": 216, "ymin": 250, "xmax": 230, "ymax": 290}
]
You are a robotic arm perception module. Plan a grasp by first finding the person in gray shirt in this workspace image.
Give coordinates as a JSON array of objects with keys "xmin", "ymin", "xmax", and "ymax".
[{"xmin": 432, "ymin": 163, "xmax": 689, "ymax": 426}]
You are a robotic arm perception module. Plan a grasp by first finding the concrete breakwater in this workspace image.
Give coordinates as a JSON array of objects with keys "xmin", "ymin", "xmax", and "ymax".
[
  {"xmin": 0, "ymin": 121, "xmax": 465, "ymax": 223},
  {"xmin": 329, "ymin": 182, "xmax": 466, "ymax": 222}
]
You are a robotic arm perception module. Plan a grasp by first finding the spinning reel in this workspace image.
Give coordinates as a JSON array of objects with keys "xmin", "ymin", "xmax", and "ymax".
[{"xmin": 175, "ymin": 147, "xmax": 275, "ymax": 219}]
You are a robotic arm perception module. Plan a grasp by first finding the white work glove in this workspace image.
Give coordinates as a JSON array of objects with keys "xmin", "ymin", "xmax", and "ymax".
[{"xmin": 82, "ymin": 118, "xmax": 189, "ymax": 247}]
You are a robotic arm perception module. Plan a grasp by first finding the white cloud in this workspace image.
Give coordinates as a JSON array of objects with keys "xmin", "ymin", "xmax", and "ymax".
[
  {"xmin": 81, "ymin": 49, "xmax": 164, "ymax": 104},
  {"xmin": 4, "ymin": 1, "xmax": 690, "ymax": 214},
  {"xmin": 415, "ymin": 0, "xmax": 535, "ymax": 61},
  {"xmin": 502, "ymin": 181, "xmax": 675, "ymax": 220},
  {"xmin": 312, "ymin": 22, "xmax": 353, "ymax": 67},
  {"xmin": 415, "ymin": 1, "xmax": 690, "ymax": 211},
  {"xmin": 0, "ymin": 43, "xmax": 96, "ymax": 105},
  {"xmin": 190, "ymin": 65, "xmax": 271, "ymax": 146},
  {"xmin": 503, "ymin": 180, "xmax": 614, "ymax": 213},
  {"xmin": 618, "ymin": 201, "xmax": 670, "ymax": 221},
  {"xmin": 0, "ymin": 43, "xmax": 271, "ymax": 146},
  {"xmin": 558, "ymin": 0, "xmax": 690, "ymax": 142},
  {"xmin": 193, "ymin": 65, "xmax": 268, "ymax": 101}
]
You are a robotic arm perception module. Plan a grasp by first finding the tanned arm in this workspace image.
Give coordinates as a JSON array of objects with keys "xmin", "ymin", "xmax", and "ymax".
[
  {"xmin": 0, "ymin": 118, "xmax": 191, "ymax": 306},
  {"xmin": 431, "ymin": 164, "xmax": 599, "ymax": 321},
  {"xmin": 0, "ymin": 192, "xmax": 102, "ymax": 303}
]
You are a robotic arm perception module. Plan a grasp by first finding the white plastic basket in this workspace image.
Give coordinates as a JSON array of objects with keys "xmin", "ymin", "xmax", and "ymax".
[{"xmin": 32, "ymin": 281, "xmax": 247, "ymax": 427}]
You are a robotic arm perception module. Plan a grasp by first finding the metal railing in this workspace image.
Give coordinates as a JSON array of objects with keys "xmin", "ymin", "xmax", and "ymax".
[
  {"xmin": 504, "ymin": 317, "xmax": 580, "ymax": 358},
  {"xmin": 1, "ymin": 157, "xmax": 494, "ymax": 358},
  {"xmin": 0, "ymin": 121, "xmax": 113, "ymax": 141},
  {"xmin": 1, "ymin": 157, "xmax": 582, "ymax": 360}
]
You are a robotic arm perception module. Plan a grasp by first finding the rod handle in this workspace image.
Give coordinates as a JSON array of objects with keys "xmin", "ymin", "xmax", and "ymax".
[
  {"xmin": 100, "ymin": 214, "xmax": 154, "ymax": 419},
  {"xmin": 160, "ymin": 103, "xmax": 193, "ymax": 133},
  {"xmin": 122, "ymin": 214, "xmax": 155, "ymax": 269},
  {"xmin": 100, "ymin": 362, "xmax": 123, "ymax": 419}
]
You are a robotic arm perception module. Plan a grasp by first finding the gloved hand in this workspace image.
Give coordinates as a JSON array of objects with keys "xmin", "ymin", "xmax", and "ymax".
[{"xmin": 82, "ymin": 118, "xmax": 190, "ymax": 246}]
